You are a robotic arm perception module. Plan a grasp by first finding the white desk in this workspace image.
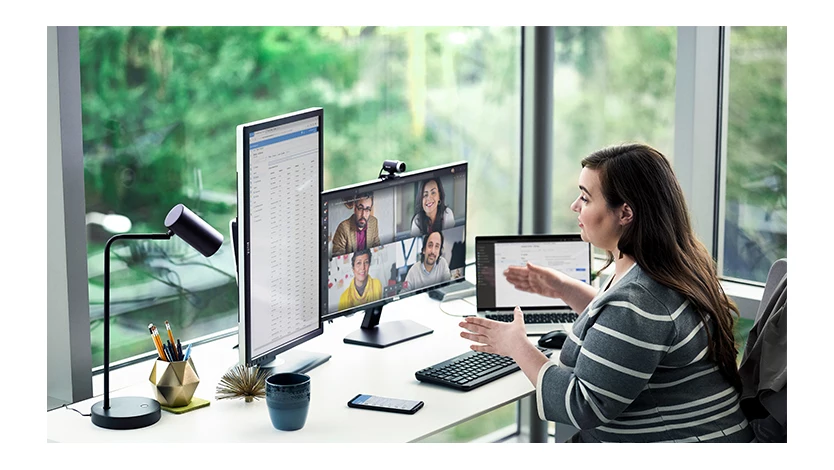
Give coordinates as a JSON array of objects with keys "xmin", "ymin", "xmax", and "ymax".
[{"xmin": 47, "ymin": 292, "xmax": 547, "ymax": 443}]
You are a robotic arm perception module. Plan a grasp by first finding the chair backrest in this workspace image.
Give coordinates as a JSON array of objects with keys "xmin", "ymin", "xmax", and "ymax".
[
  {"xmin": 739, "ymin": 258, "xmax": 787, "ymax": 442},
  {"xmin": 754, "ymin": 258, "xmax": 787, "ymax": 324}
]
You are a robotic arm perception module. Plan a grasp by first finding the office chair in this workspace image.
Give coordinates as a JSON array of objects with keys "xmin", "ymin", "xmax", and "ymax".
[{"xmin": 738, "ymin": 258, "xmax": 787, "ymax": 442}]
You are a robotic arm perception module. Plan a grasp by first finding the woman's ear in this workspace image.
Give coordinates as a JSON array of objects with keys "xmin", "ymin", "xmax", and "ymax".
[{"xmin": 619, "ymin": 203, "xmax": 634, "ymax": 226}]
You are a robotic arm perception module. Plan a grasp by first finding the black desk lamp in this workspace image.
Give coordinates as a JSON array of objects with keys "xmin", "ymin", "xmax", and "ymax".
[{"xmin": 91, "ymin": 203, "xmax": 224, "ymax": 430}]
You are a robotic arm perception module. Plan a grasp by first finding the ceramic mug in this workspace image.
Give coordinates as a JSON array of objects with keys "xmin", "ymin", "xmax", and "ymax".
[{"xmin": 265, "ymin": 372, "xmax": 311, "ymax": 431}]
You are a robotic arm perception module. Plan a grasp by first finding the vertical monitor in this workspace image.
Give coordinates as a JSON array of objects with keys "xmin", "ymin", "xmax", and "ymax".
[
  {"xmin": 320, "ymin": 161, "xmax": 468, "ymax": 347},
  {"xmin": 236, "ymin": 107, "xmax": 329, "ymax": 373}
]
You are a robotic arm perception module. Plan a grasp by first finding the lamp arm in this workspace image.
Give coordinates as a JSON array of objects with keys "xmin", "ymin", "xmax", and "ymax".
[{"xmin": 102, "ymin": 230, "xmax": 173, "ymax": 409}]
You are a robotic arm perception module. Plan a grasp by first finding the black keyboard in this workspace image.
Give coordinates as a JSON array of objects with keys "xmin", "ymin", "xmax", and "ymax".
[
  {"xmin": 415, "ymin": 347, "xmax": 553, "ymax": 391},
  {"xmin": 484, "ymin": 312, "xmax": 578, "ymax": 324}
]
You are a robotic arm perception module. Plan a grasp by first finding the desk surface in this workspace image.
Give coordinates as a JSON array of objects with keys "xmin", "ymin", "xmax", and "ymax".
[{"xmin": 47, "ymin": 292, "xmax": 544, "ymax": 443}]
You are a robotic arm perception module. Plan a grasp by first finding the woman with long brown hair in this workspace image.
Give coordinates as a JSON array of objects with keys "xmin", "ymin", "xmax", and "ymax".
[
  {"xmin": 410, "ymin": 177, "xmax": 455, "ymax": 237},
  {"xmin": 460, "ymin": 143, "xmax": 753, "ymax": 442}
]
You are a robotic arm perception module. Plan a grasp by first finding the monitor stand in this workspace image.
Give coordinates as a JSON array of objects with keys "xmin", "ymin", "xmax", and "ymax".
[
  {"xmin": 233, "ymin": 347, "xmax": 331, "ymax": 376},
  {"xmin": 343, "ymin": 305, "xmax": 433, "ymax": 348}
]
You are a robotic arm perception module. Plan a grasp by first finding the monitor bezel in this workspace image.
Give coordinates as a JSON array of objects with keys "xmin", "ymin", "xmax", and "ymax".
[
  {"xmin": 236, "ymin": 107, "xmax": 325, "ymax": 368},
  {"xmin": 321, "ymin": 160, "xmax": 469, "ymax": 323}
]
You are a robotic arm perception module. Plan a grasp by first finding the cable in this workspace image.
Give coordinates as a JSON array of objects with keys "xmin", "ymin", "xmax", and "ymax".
[
  {"xmin": 63, "ymin": 404, "xmax": 90, "ymax": 417},
  {"xmin": 438, "ymin": 296, "xmax": 477, "ymax": 317}
]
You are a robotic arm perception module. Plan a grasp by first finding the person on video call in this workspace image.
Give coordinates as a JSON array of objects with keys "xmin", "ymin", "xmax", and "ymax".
[
  {"xmin": 338, "ymin": 248, "xmax": 382, "ymax": 310},
  {"xmin": 459, "ymin": 143, "xmax": 754, "ymax": 443},
  {"xmin": 332, "ymin": 192, "xmax": 381, "ymax": 256},
  {"xmin": 410, "ymin": 177, "xmax": 455, "ymax": 237},
  {"xmin": 403, "ymin": 231, "xmax": 450, "ymax": 292}
]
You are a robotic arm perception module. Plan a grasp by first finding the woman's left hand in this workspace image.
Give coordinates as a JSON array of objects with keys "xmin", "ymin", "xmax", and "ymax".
[{"xmin": 459, "ymin": 306, "xmax": 528, "ymax": 357}]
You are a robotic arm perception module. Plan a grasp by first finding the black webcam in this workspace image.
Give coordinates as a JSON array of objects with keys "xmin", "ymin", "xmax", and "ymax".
[{"xmin": 379, "ymin": 160, "xmax": 407, "ymax": 180}]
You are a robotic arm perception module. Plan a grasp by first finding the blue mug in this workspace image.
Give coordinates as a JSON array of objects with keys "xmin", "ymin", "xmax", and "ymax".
[{"xmin": 265, "ymin": 372, "xmax": 311, "ymax": 431}]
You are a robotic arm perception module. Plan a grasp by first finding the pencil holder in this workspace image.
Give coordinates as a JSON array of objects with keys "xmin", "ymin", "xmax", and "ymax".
[{"xmin": 149, "ymin": 357, "xmax": 200, "ymax": 408}]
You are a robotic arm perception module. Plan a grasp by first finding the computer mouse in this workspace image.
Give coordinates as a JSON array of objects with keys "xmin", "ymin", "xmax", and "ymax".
[{"xmin": 538, "ymin": 330, "xmax": 568, "ymax": 349}]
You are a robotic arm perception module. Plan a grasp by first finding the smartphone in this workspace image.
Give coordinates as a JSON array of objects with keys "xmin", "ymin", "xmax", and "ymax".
[{"xmin": 347, "ymin": 394, "xmax": 424, "ymax": 414}]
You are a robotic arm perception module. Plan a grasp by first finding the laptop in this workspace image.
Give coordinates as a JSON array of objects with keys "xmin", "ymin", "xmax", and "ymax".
[{"xmin": 474, "ymin": 234, "xmax": 592, "ymax": 335}]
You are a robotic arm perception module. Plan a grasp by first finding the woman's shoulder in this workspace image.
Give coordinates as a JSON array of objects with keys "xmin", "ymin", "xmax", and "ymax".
[
  {"xmin": 443, "ymin": 207, "xmax": 455, "ymax": 227},
  {"xmin": 598, "ymin": 266, "xmax": 683, "ymax": 315}
]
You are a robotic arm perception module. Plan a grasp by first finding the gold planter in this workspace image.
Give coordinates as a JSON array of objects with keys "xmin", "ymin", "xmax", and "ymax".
[{"xmin": 149, "ymin": 358, "xmax": 200, "ymax": 408}]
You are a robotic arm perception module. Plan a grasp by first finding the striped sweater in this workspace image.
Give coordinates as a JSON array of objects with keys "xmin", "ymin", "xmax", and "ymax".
[{"xmin": 536, "ymin": 263, "xmax": 754, "ymax": 442}]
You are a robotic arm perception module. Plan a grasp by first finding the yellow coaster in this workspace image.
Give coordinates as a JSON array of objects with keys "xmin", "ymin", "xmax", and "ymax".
[{"xmin": 161, "ymin": 397, "xmax": 210, "ymax": 414}]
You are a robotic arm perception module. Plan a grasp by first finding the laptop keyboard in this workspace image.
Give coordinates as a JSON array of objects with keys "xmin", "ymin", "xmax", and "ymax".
[{"xmin": 484, "ymin": 312, "xmax": 578, "ymax": 324}]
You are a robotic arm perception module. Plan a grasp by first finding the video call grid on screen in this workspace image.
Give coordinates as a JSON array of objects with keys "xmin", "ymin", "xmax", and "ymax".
[
  {"xmin": 321, "ymin": 163, "xmax": 468, "ymax": 317},
  {"xmin": 476, "ymin": 238, "xmax": 591, "ymax": 310},
  {"xmin": 240, "ymin": 111, "xmax": 323, "ymax": 360}
]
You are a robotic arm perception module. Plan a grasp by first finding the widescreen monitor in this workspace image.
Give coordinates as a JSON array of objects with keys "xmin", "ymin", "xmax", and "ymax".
[
  {"xmin": 320, "ymin": 161, "xmax": 468, "ymax": 347},
  {"xmin": 236, "ymin": 107, "xmax": 329, "ymax": 374}
]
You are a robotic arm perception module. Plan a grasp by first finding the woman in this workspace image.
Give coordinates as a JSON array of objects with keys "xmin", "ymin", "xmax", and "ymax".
[
  {"xmin": 338, "ymin": 249, "xmax": 382, "ymax": 310},
  {"xmin": 460, "ymin": 143, "xmax": 754, "ymax": 443},
  {"xmin": 410, "ymin": 177, "xmax": 454, "ymax": 236}
]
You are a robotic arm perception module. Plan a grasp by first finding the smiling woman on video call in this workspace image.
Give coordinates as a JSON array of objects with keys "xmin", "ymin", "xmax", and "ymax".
[
  {"xmin": 410, "ymin": 177, "xmax": 454, "ymax": 237},
  {"xmin": 460, "ymin": 143, "xmax": 754, "ymax": 443}
]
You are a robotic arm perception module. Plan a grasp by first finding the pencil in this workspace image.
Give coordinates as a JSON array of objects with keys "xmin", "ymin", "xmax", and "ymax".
[
  {"xmin": 153, "ymin": 326, "xmax": 167, "ymax": 361},
  {"xmin": 149, "ymin": 324, "xmax": 166, "ymax": 360},
  {"xmin": 152, "ymin": 325, "xmax": 166, "ymax": 361},
  {"xmin": 165, "ymin": 321, "xmax": 177, "ymax": 359}
]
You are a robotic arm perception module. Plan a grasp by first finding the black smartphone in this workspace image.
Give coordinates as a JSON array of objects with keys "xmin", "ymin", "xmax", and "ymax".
[{"xmin": 347, "ymin": 394, "xmax": 424, "ymax": 414}]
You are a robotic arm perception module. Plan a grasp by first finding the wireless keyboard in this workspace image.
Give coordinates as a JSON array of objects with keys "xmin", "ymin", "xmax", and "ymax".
[
  {"xmin": 484, "ymin": 311, "xmax": 578, "ymax": 324},
  {"xmin": 415, "ymin": 347, "xmax": 553, "ymax": 391}
]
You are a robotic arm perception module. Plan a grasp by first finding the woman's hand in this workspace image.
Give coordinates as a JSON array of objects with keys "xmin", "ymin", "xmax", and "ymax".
[
  {"xmin": 459, "ymin": 306, "xmax": 528, "ymax": 357},
  {"xmin": 504, "ymin": 261, "xmax": 569, "ymax": 299}
]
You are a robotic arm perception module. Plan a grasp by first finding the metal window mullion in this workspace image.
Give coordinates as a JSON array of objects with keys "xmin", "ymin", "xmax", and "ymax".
[
  {"xmin": 673, "ymin": 27, "xmax": 723, "ymax": 259},
  {"xmin": 48, "ymin": 26, "xmax": 93, "ymax": 407},
  {"xmin": 517, "ymin": 26, "xmax": 554, "ymax": 443}
]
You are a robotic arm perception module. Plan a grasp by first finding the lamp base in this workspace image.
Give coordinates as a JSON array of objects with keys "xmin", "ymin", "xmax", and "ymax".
[{"xmin": 91, "ymin": 396, "xmax": 161, "ymax": 430}]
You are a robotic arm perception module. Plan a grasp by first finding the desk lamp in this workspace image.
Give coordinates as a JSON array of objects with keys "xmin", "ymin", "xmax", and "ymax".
[{"xmin": 91, "ymin": 203, "xmax": 223, "ymax": 430}]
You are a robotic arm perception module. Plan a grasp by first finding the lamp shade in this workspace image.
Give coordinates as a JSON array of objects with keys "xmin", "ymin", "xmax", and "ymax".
[{"xmin": 164, "ymin": 204, "xmax": 224, "ymax": 257}]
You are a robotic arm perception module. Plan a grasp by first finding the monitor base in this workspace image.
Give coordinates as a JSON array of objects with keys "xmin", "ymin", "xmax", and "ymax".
[
  {"xmin": 344, "ymin": 320, "xmax": 433, "ymax": 348},
  {"xmin": 260, "ymin": 349, "xmax": 332, "ymax": 375}
]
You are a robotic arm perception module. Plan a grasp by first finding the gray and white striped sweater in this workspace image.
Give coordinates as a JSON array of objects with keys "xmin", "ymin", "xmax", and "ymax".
[{"xmin": 536, "ymin": 263, "xmax": 754, "ymax": 442}]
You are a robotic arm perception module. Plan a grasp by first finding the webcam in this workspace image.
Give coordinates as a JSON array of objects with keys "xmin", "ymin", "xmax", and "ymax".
[{"xmin": 379, "ymin": 160, "xmax": 407, "ymax": 180}]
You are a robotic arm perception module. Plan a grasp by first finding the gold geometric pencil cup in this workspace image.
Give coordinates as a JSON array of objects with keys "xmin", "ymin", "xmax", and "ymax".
[{"xmin": 149, "ymin": 358, "xmax": 200, "ymax": 408}]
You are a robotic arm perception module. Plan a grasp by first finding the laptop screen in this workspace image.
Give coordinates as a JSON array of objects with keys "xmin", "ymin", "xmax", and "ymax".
[{"xmin": 475, "ymin": 234, "xmax": 592, "ymax": 312}]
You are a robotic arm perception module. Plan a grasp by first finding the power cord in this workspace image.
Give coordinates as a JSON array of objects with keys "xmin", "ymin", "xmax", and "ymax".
[
  {"xmin": 63, "ymin": 404, "xmax": 90, "ymax": 417},
  {"xmin": 438, "ymin": 296, "xmax": 477, "ymax": 317}
]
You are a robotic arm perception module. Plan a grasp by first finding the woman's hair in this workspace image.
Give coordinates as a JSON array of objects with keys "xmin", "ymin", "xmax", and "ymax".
[
  {"xmin": 582, "ymin": 143, "xmax": 742, "ymax": 390},
  {"xmin": 351, "ymin": 248, "xmax": 372, "ymax": 267},
  {"xmin": 413, "ymin": 177, "xmax": 447, "ymax": 234}
]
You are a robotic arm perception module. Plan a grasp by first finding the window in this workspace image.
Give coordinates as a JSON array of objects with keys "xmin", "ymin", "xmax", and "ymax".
[
  {"xmin": 549, "ymin": 27, "xmax": 677, "ymax": 236},
  {"xmin": 78, "ymin": 26, "xmax": 521, "ymax": 369},
  {"xmin": 721, "ymin": 26, "xmax": 787, "ymax": 283}
]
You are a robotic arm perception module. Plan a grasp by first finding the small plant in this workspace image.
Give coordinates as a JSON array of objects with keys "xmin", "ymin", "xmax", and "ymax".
[{"xmin": 215, "ymin": 364, "xmax": 270, "ymax": 403}]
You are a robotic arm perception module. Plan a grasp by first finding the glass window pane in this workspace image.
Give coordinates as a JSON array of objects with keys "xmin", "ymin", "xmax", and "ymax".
[
  {"xmin": 722, "ymin": 26, "xmax": 787, "ymax": 283},
  {"xmin": 79, "ymin": 26, "xmax": 520, "ymax": 370},
  {"xmin": 549, "ymin": 27, "xmax": 677, "ymax": 241},
  {"xmin": 419, "ymin": 402, "xmax": 516, "ymax": 442},
  {"xmin": 322, "ymin": 27, "xmax": 521, "ymax": 262}
]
